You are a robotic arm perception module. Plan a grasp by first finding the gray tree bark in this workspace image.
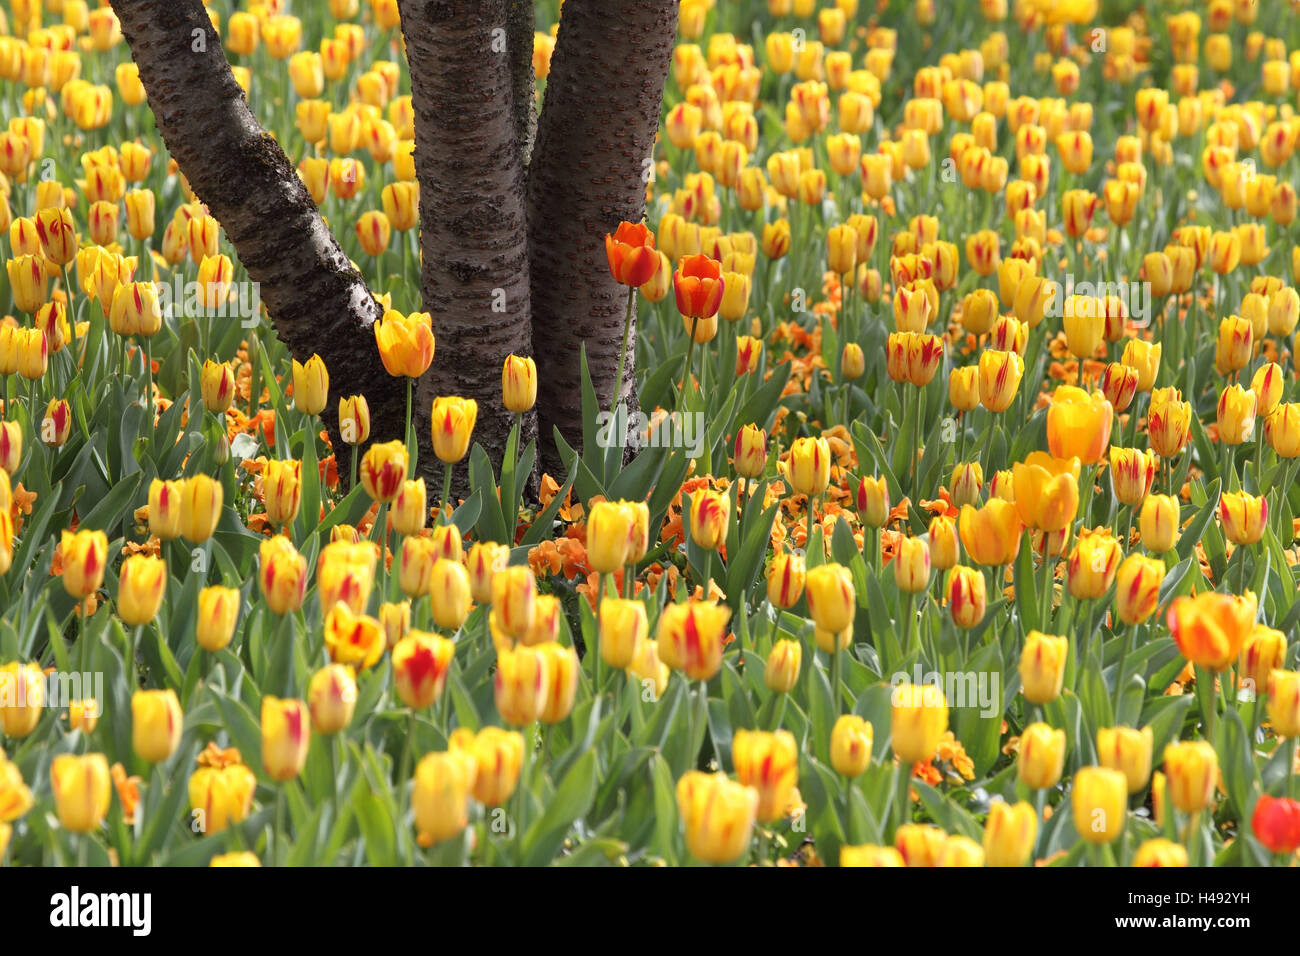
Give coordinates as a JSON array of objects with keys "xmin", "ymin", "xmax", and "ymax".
[
  {"xmin": 112, "ymin": 0, "xmax": 680, "ymax": 494},
  {"xmin": 526, "ymin": 0, "xmax": 679, "ymax": 477},
  {"xmin": 109, "ymin": 0, "xmax": 405, "ymax": 475},
  {"xmin": 397, "ymin": 0, "xmax": 535, "ymax": 494}
]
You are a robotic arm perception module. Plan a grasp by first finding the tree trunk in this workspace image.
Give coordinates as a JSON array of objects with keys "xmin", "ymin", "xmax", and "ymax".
[
  {"xmin": 398, "ymin": 0, "xmax": 535, "ymax": 495},
  {"xmin": 110, "ymin": 0, "xmax": 405, "ymax": 474},
  {"xmin": 526, "ymin": 0, "xmax": 679, "ymax": 479},
  {"xmin": 506, "ymin": 0, "xmax": 538, "ymax": 168}
]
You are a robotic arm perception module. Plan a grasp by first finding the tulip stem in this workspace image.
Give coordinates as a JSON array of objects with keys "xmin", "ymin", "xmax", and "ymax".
[
  {"xmin": 1286, "ymin": 739, "xmax": 1296, "ymax": 799},
  {"xmin": 514, "ymin": 724, "xmax": 534, "ymax": 862},
  {"xmin": 891, "ymin": 759, "xmax": 910, "ymax": 838},
  {"xmin": 1078, "ymin": 464, "xmax": 1095, "ymax": 531},
  {"xmin": 399, "ymin": 708, "xmax": 416, "ymax": 864},
  {"xmin": 374, "ymin": 503, "xmax": 388, "ymax": 596},
  {"xmin": 1196, "ymin": 665, "xmax": 1218, "ymax": 742},
  {"xmin": 956, "ymin": 410, "xmax": 967, "ymax": 469},
  {"xmin": 143, "ymin": 335, "xmax": 153, "ymax": 434},
  {"xmin": 129, "ymin": 625, "xmax": 142, "ymax": 693},
  {"xmin": 613, "ymin": 287, "xmax": 635, "ymax": 412},
  {"xmin": 806, "ymin": 493, "xmax": 819, "ymax": 558},
  {"xmin": 594, "ymin": 573, "xmax": 604, "ymax": 698},
  {"xmin": 440, "ymin": 462, "xmax": 453, "ymax": 527},
  {"xmin": 403, "ymin": 376, "xmax": 414, "ymax": 470},
  {"xmin": 273, "ymin": 786, "xmax": 285, "ymax": 867},
  {"xmin": 1112, "ymin": 623, "xmax": 1132, "ymax": 716},
  {"xmin": 903, "ymin": 592, "xmax": 917, "ymax": 661},
  {"xmin": 830, "ymin": 645, "xmax": 842, "ymax": 714}
]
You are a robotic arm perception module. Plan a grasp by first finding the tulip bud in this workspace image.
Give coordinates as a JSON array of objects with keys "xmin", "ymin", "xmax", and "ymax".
[
  {"xmin": 119, "ymin": 554, "xmax": 166, "ymax": 626},
  {"xmin": 944, "ymin": 564, "xmax": 987, "ymax": 629},
  {"xmin": 1238, "ymin": 625, "xmax": 1286, "ymax": 697},
  {"xmin": 788, "ymin": 436, "xmax": 831, "ymax": 498},
  {"xmin": 197, "ymin": 585, "xmax": 240, "ymax": 653},
  {"xmin": 958, "ymin": 499, "xmax": 1021, "ymax": 565},
  {"xmin": 132, "ymin": 689, "xmax": 182, "ymax": 763},
  {"xmin": 0, "ymin": 421, "xmax": 21, "ymax": 474},
  {"xmin": 1109, "ymin": 447, "xmax": 1157, "ymax": 507},
  {"xmin": 49, "ymin": 754, "xmax": 111, "ymax": 833},
  {"xmin": 429, "ymin": 559, "xmax": 471, "ymax": 632},
  {"xmin": 337, "ymin": 395, "xmax": 370, "ymax": 447},
  {"xmin": 180, "ymin": 474, "xmax": 223, "ymax": 543},
  {"xmin": 763, "ymin": 638, "xmax": 802, "ymax": 694},
  {"xmin": 657, "ymin": 600, "xmax": 731, "ymax": 681},
  {"xmin": 1019, "ymin": 631, "xmax": 1068, "ymax": 704},
  {"xmin": 676, "ymin": 770, "xmax": 758, "ymax": 864},
  {"xmin": 689, "ymin": 488, "xmax": 730, "ymax": 552},
  {"xmin": 893, "ymin": 822, "xmax": 946, "ymax": 867},
  {"xmin": 1071, "ymin": 765, "xmax": 1127, "ymax": 844},
  {"xmin": 261, "ymin": 459, "xmax": 301, "ymax": 527},
  {"xmin": 430, "ymin": 396, "xmax": 477, "ymax": 464},
  {"xmin": 360, "ymin": 439, "xmax": 408, "ymax": 503},
  {"xmin": 438, "ymin": 729, "xmax": 514, "ymax": 811},
  {"xmin": 382, "ymin": 478, "xmax": 424, "ymax": 538},
  {"xmin": 1017, "ymin": 721, "xmax": 1066, "ymax": 789},
  {"xmin": 893, "ymin": 535, "xmax": 931, "ymax": 593},
  {"xmin": 1266, "ymin": 670, "xmax": 1300, "ymax": 737},
  {"xmin": 830, "ymin": 714, "xmax": 873, "ymax": 777},
  {"xmin": 374, "ymin": 309, "xmax": 435, "ymax": 379},
  {"xmin": 1163, "ymin": 740, "xmax": 1218, "ymax": 813},
  {"xmin": 1100, "ymin": 362, "xmax": 1139, "ymax": 412},
  {"xmin": 982, "ymin": 800, "xmax": 1037, "ymax": 867},
  {"xmin": 1216, "ymin": 384, "xmax": 1257, "ymax": 445},
  {"xmin": 1046, "ymin": 385, "xmax": 1113, "ymax": 464},
  {"xmin": 926, "ymin": 515, "xmax": 959, "ymax": 570},
  {"xmin": 494, "ymin": 644, "xmax": 549, "ymax": 726},
  {"xmin": 412, "ymin": 751, "xmax": 473, "ymax": 846},
  {"xmin": 855, "ymin": 475, "xmax": 890, "ymax": 527},
  {"xmin": 259, "ymin": 535, "xmax": 308, "ymax": 616},
  {"xmin": 61, "ymin": 528, "xmax": 108, "ymax": 599},
  {"xmin": 200, "ymin": 360, "xmax": 235, "ymax": 413},
  {"xmin": 261, "ymin": 697, "xmax": 310, "ymax": 783},
  {"xmin": 1167, "ymin": 590, "xmax": 1258, "ymax": 673},
  {"xmin": 949, "ymin": 366, "xmax": 980, "ymax": 413},
  {"xmin": 393, "ymin": 630, "xmax": 456, "ymax": 710},
  {"xmin": 1114, "ymin": 553, "xmax": 1165, "ymax": 626},
  {"xmin": 1219, "ymin": 490, "xmax": 1267, "ymax": 546},
  {"xmin": 731, "ymin": 424, "xmax": 767, "ymax": 479},
  {"xmin": 949, "ymin": 461, "xmax": 983, "ymax": 509},
  {"xmin": 291, "ymin": 354, "xmax": 328, "ymax": 416},
  {"xmin": 492, "ymin": 566, "xmax": 537, "ymax": 639},
  {"xmin": 322, "ymin": 602, "xmax": 385, "ymax": 672},
  {"xmin": 598, "ymin": 598, "xmax": 647, "ymax": 670},
  {"xmin": 805, "ymin": 563, "xmax": 855, "ymax": 633},
  {"xmin": 535, "ymin": 642, "xmax": 582, "ymax": 723},
  {"xmin": 733, "ymin": 729, "xmax": 798, "ymax": 823},
  {"xmin": 1067, "ymin": 529, "xmax": 1122, "ymax": 600},
  {"xmin": 1129, "ymin": 837, "xmax": 1187, "ymax": 867},
  {"xmin": 502, "ymin": 354, "xmax": 537, "ymax": 413},
  {"xmin": 1094, "ymin": 725, "xmax": 1153, "ymax": 796},
  {"xmin": 890, "ymin": 682, "xmax": 948, "ymax": 764}
]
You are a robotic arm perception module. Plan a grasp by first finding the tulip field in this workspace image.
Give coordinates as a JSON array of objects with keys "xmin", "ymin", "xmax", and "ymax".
[{"xmin": 2, "ymin": 0, "xmax": 1300, "ymax": 875}]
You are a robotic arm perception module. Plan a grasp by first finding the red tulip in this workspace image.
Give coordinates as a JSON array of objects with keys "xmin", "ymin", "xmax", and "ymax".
[
  {"xmin": 673, "ymin": 254, "xmax": 725, "ymax": 319},
  {"xmin": 605, "ymin": 221, "xmax": 659, "ymax": 287},
  {"xmin": 1252, "ymin": 795, "xmax": 1300, "ymax": 855}
]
